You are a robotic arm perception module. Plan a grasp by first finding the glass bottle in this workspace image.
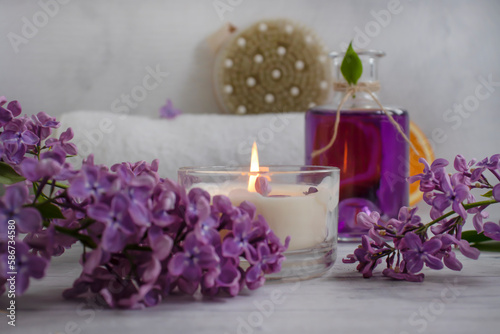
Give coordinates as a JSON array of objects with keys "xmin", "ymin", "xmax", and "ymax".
[{"xmin": 305, "ymin": 50, "xmax": 409, "ymax": 242}]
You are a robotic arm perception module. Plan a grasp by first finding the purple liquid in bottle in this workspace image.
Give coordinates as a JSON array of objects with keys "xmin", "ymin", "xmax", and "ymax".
[{"xmin": 305, "ymin": 108, "xmax": 409, "ymax": 241}]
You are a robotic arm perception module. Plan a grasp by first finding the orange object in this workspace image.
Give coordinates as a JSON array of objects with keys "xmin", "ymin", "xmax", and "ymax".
[{"xmin": 409, "ymin": 121, "xmax": 435, "ymax": 206}]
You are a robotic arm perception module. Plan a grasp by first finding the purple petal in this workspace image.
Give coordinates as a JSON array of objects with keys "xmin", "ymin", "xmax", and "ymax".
[
  {"xmin": 182, "ymin": 262, "xmax": 201, "ymax": 281},
  {"xmin": 454, "ymin": 184, "xmax": 470, "ymax": 202},
  {"xmin": 238, "ymin": 201, "xmax": 256, "ymax": 219},
  {"xmin": 404, "ymin": 232, "xmax": 422, "ymax": 250},
  {"xmin": 16, "ymin": 208, "xmax": 42, "ymax": 233},
  {"xmin": 20, "ymin": 158, "xmax": 41, "ymax": 181},
  {"xmin": 424, "ymin": 254, "xmax": 444, "ymax": 270},
  {"xmin": 67, "ymin": 174, "xmax": 90, "ymax": 199},
  {"xmin": 433, "ymin": 194, "xmax": 451, "ymax": 211},
  {"xmin": 197, "ymin": 245, "xmax": 219, "ymax": 269},
  {"xmin": 454, "ymin": 155, "xmax": 467, "ymax": 172},
  {"xmin": 7, "ymin": 101, "xmax": 22, "ymax": 117},
  {"xmin": 422, "ymin": 238, "xmax": 442, "ymax": 254},
  {"xmin": 101, "ymin": 224, "xmax": 126, "ymax": 252},
  {"xmin": 142, "ymin": 258, "xmax": 161, "ymax": 283},
  {"xmin": 5, "ymin": 184, "xmax": 29, "ymax": 208},
  {"xmin": 83, "ymin": 248, "xmax": 104, "ymax": 274},
  {"xmin": 455, "ymin": 239, "xmax": 480, "ymax": 259},
  {"xmin": 0, "ymin": 107, "xmax": 13, "ymax": 124},
  {"xmin": 492, "ymin": 184, "xmax": 500, "ymax": 202},
  {"xmin": 431, "ymin": 158, "xmax": 449, "ymax": 169},
  {"xmin": 26, "ymin": 254, "xmax": 48, "ymax": 279},
  {"xmin": 59, "ymin": 128, "xmax": 74, "ymax": 142},
  {"xmin": 452, "ymin": 201, "xmax": 467, "ymax": 220},
  {"xmin": 470, "ymin": 168, "xmax": 485, "ymax": 182},
  {"xmin": 222, "ymin": 237, "xmax": 242, "ymax": 258},
  {"xmin": 111, "ymin": 193, "xmax": 129, "ymax": 213},
  {"xmin": 245, "ymin": 264, "xmax": 262, "ymax": 283},
  {"xmin": 62, "ymin": 142, "xmax": 78, "ymax": 155},
  {"xmin": 217, "ymin": 261, "xmax": 241, "ymax": 287},
  {"xmin": 168, "ymin": 253, "xmax": 188, "ymax": 276},
  {"xmin": 473, "ymin": 211, "xmax": 486, "ymax": 233},
  {"xmin": 87, "ymin": 203, "xmax": 111, "ymax": 224},
  {"xmin": 484, "ymin": 222, "xmax": 500, "ymax": 241},
  {"xmin": 255, "ymin": 176, "xmax": 271, "ymax": 196},
  {"xmin": 148, "ymin": 226, "xmax": 173, "ymax": 261},
  {"xmin": 21, "ymin": 130, "xmax": 39, "ymax": 145},
  {"xmin": 405, "ymin": 254, "xmax": 424, "ymax": 273},
  {"xmin": 128, "ymin": 202, "xmax": 150, "ymax": 227},
  {"xmin": 443, "ymin": 251, "xmax": 463, "ymax": 271}
]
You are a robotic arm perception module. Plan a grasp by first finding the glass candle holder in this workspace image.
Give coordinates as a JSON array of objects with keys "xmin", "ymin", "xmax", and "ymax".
[{"xmin": 178, "ymin": 165, "xmax": 339, "ymax": 280}]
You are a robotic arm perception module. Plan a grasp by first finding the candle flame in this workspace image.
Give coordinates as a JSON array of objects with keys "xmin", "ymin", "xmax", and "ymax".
[{"xmin": 248, "ymin": 142, "xmax": 260, "ymax": 192}]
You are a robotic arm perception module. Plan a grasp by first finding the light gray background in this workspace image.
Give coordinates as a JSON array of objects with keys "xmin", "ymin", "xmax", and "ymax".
[{"xmin": 1, "ymin": 0, "xmax": 499, "ymax": 164}]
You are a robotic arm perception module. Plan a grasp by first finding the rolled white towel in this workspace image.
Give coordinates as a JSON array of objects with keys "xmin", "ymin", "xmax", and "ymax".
[{"xmin": 58, "ymin": 111, "xmax": 305, "ymax": 180}]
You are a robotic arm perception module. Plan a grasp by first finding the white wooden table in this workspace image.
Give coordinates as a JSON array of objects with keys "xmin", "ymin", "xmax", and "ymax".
[{"xmin": 2, "ymin": 243, "xmax": 499, "ymax": 334}]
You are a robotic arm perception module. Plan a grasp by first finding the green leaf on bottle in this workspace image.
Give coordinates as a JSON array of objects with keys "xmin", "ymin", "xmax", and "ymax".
[
  {"xmin": 341, "ymin": 41, "xmax": 363, "ymax": 86},
  {"xmin": 0, "ymin": 161, "xmax": 26, "ymax": 185},
  {"xmin": 35, "ymin": 200, "xmax": 66, "ymax": 219}
]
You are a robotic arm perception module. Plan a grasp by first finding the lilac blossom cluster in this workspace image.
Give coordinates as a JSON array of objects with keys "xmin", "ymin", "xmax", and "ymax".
[
  {"xmin": 0, "ymin": 97, "xmax": 288, "ymax": 309},
  {"xmin": 344, "ymin": 154, "xmax": 500, "ymax": 282}
]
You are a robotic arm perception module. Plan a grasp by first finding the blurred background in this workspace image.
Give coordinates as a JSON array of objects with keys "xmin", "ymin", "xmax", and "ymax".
[{"xmin": 1, "ymin": 0, "xmax": 499, "ymax": 165}]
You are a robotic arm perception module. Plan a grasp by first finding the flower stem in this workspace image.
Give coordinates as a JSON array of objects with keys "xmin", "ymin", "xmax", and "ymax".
[
  {"xmin": 418, "ymin": 199, "xmax": 498, "ymax": 233},
  {"xmin": 46, "ymin": 180, "xmax": 69, "ymax": 189}
]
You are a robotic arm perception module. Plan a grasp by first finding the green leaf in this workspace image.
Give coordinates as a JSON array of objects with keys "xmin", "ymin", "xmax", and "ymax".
[
  {"xmin": 481, "ymin": 190, "xmax": 493, "ymax": 198},
  {"xmin": 461, "ymin": 230, "xmax": 492, "ymax": 244},
  {"xmin": 341, "ymin": 41, "xmax": 363, "ymax": 85},
  {"xmin": 471, "ymin": 242, "xmax": 500, "ymax": 252},
  {"xmin": 0, "ymin": 161, "xmax": 26, "ymax": 185},
  {"xmin": 35, "ymin": 201, "xmax": 66, "ymax": 219}
]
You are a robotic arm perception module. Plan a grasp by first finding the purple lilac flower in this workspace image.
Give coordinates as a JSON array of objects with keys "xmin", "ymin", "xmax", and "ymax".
[
  {"xmin": 0, "ymin": 184, "xmax": 42, "ymax": 234},
  {"xmin": 68, "ymin": 165, "xmax": 119, "ymax": 201},
  {"xmin": 20, "ymin": 146, "xmax": 71, "ymax": 181},
  {"xmin": 87, "ymin": 193, "xmax": 137, "ymax": 252},
  {"xmin": 222, "ymin": 211, "xmax": 266, "ymax": 263},
  {"xmin": 29, "ymin": 111, "xmax": 60, "ymax": 140},
  {"xmin": 45, "ymin": 128, "xmax": 78, "ymax": 155},
  {"xmin": 471, "ymin": 206, "xmax": 489, "ymax": 233},
  {"xmin": 0, "ymin": 239, "xmax": 48, "ymax": 295},
  {"xmin": 245, "ymin": 242, "xmax": 281, "ymax": 290},
  {"xmin": 402, "ymin": 233, "xmax": 443, "ymax": 273},
  {"xmin": 430, "ymin": 169, "xmax": 470, "ymax": 220},
  {"xmin": 452, "ymin": 155, "xmax": 476, "ymax": 186},
  {"xmin": 202, "ymin": 258, "xmax": 241, "ymax": 296},
  {"xmin": 24, "ymin": 224, "xmax": 77, "ymax": 260},
  {"xmin": 0, "ymin": 118, "xmax": 39, "ymax": 164},
  {"xmin": 343, "ymin": 235, "xmax": 383, "ymax": 278},
  {"xmin": 168, "ymin": 232, "xmax": 219, "ymax": 294},
  {"xmin": 471, "ymin": 154, "xmax": 500, "ymax": 182},
  {"xmin": 159, "ymin": 99, "xmax": 181, "ymax": 119},
  {"xmin": 151, "ymin": 186, "xmax": 182, "ymax": 227},
  {"xmin": 408, "ymin": 158, "xmax": 448, "ymax": 192},
  {"xmin": 0, "ymin": 99, "xmax": 21, "ymax": 126},
  {"xmin": 2, "ymin": 94, "xmax": 289, "ymax": 307},
  {"xmin": 185, "ymin": 188, "xmax": 211, "ymax": 226}
]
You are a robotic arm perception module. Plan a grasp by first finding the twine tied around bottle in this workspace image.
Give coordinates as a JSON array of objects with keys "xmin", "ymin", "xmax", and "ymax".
[{"xmin": 310, "ymin": 81, "xmax": 417, "ymax": 158}]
